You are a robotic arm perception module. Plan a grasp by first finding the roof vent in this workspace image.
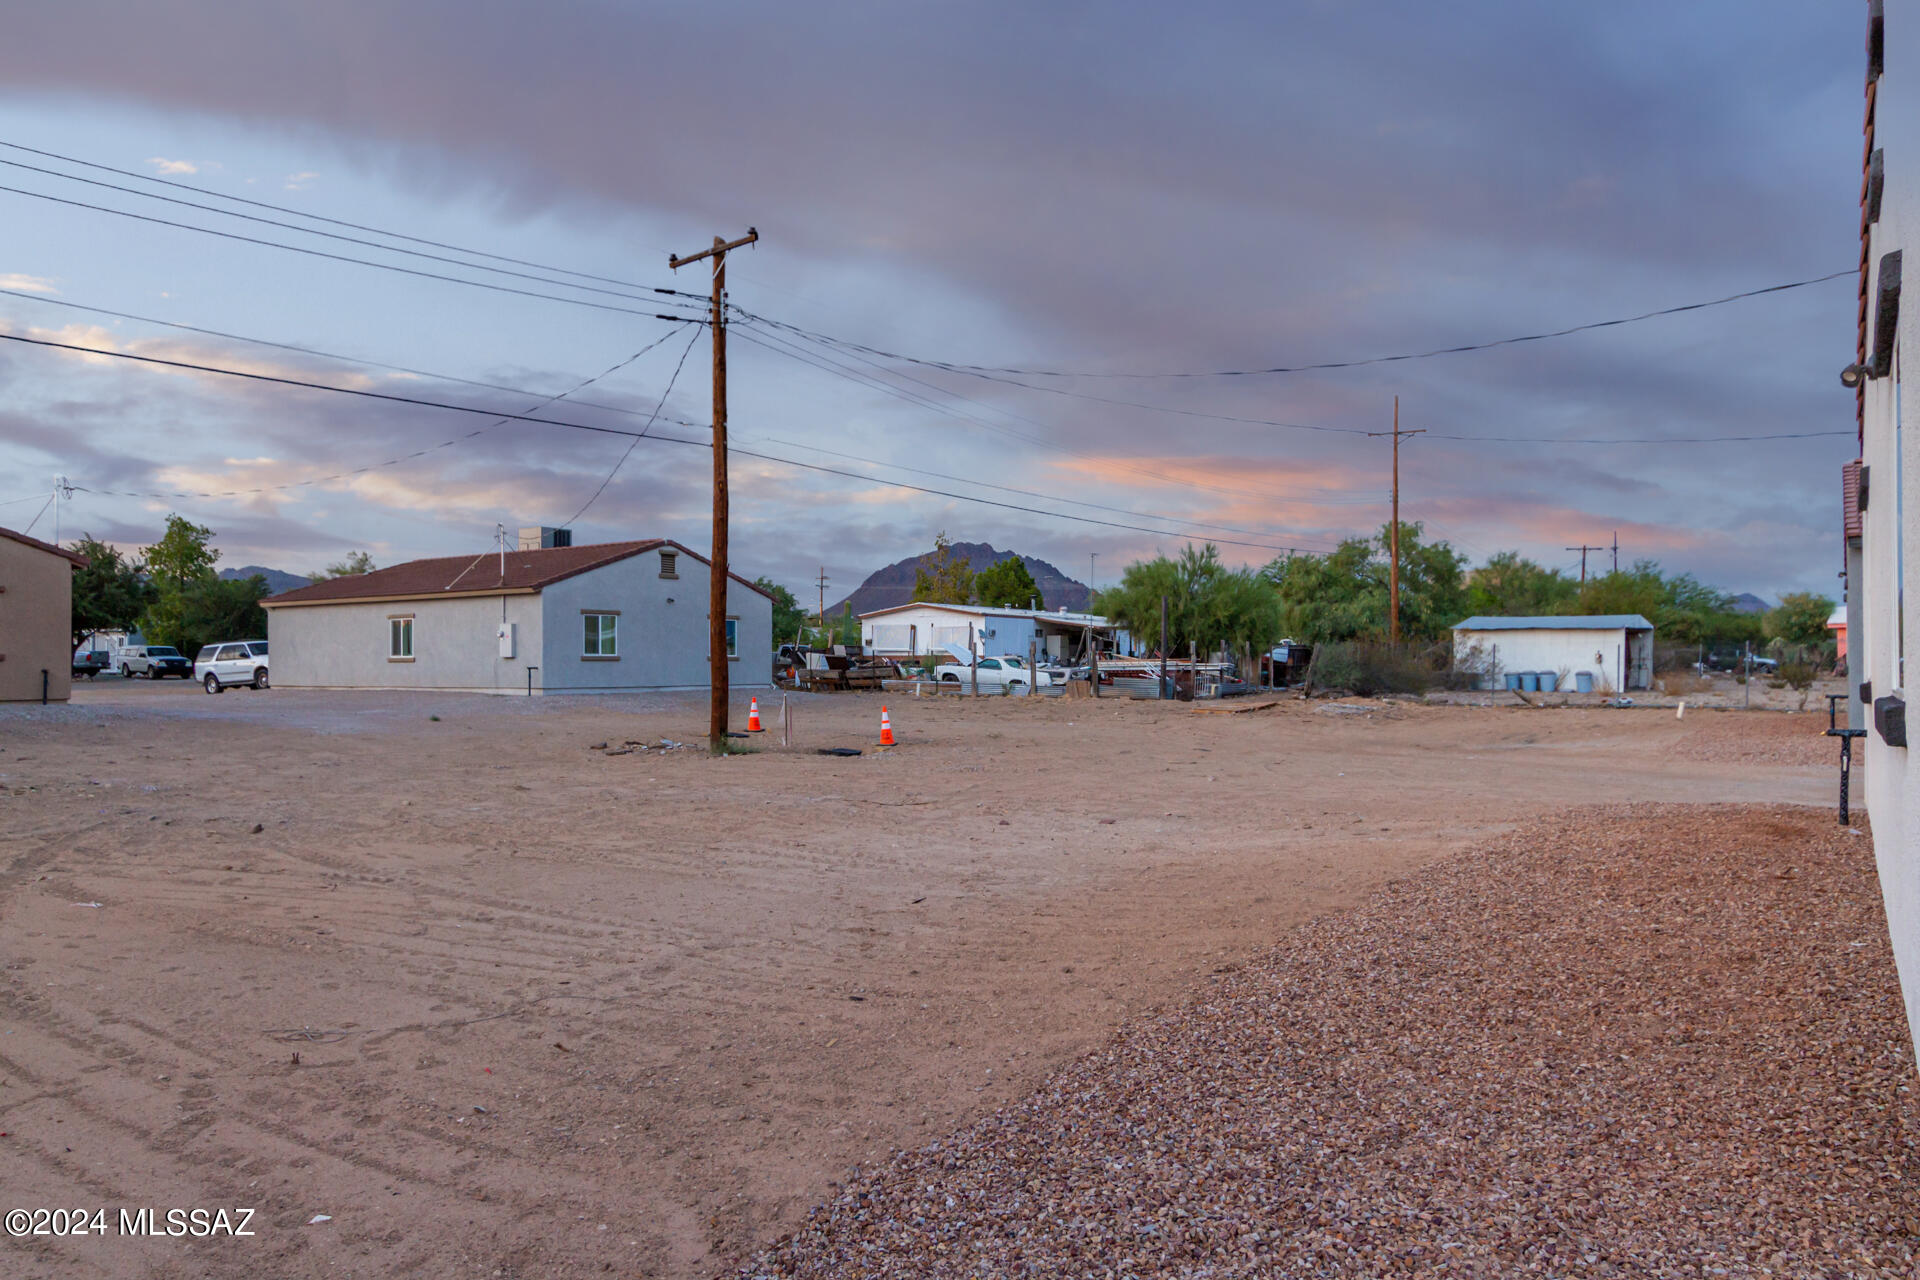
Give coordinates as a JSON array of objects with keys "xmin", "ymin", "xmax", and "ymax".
[{"xmin": 518, "ymin": 526, "xmax": 572, "ymax": 550}]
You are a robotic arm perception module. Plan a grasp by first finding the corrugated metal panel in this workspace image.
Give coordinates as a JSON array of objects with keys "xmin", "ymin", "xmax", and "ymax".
[{"xmin": 1451, "ymin": 615, "xmax": 1654, "ymax": 632}]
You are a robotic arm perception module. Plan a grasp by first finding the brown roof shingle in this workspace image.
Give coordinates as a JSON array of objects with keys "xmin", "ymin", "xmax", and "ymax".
[{"xmin": 263, "ymin": 539, "xmax": 773, "ymax": 607}]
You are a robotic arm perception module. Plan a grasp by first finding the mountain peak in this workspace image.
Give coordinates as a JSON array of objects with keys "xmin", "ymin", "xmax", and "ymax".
[{"xmin": 831, "ymin": 544, "xmax": 1090, "ymax": 615}]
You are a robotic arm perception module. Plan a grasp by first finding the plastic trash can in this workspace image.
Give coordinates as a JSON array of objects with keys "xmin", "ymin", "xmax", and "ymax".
[
  {"xmin": 1504, "ymin": 673, "xmax": 1522, "ymax": 691},
  {"xmin": 1575, "ymin": 671, "xmax": 1594, "ymax": 694},
  {"xmin": 1539, "ymin": 671, "xmax": 1558, "ymax": 693},
  {"xmin": 1520, "ymin": 672, "xmax": 1539, "ymax": 692}
]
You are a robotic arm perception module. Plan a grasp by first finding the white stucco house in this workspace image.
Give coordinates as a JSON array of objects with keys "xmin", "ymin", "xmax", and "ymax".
[
  {"xmin": 263, "ymin": 536, "xmax": 773, "ymax": 694},
  {"xmin": 1451, "ymin": 615, "xmax": 1654, "ymax": 693},
  {"xmin": 1852, "ymin": 0, "xmax": 1920, "ymax": 1059},
  {"xmin": 858, "ymin": 602, "xmax": 1131, "ymax": 661}
]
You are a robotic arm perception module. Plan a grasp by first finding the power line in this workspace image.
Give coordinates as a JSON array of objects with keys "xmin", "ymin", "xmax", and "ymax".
[
  {"xmin": 558, "ymin": 324, "xmax": 703, "ymax": 527},
  {"xmin": 19, "ymin": 491, "xmax": 54, "ymax": 535},
  {"xmin": 731, "ymin": 322, "xmax": 1363, "ymax": 507},
  {"xmin": 0, "ymin": 282, "xmax": 1344, "ymax": 543},
  {"xmin": 0, "ymin": 181, "xmax": 707, "ymax": 323},
  {"xmin": 740, "ymin": 315, "xmax": 1376, "ymax": 439},
  {"xmin": 745, "ymin": 312, "xmax": 1855, "ymax": 445},
  {"xmin": 731, "ymin": 269, "xmax": 1857, "ymax": 380},
  {"xmin": 0, "ymin": 286, "xmax": 709, "ymax": 432},
  {"xmin": 0, "ymin": 153, "xmax": 698, "ymax": 307},
  {"xmin": 8, "ymin": 329, "xmax": 1326, "ymax": 554},
  {"xmin": 55, "ymin": 322, "xmax": 697, "ymax": 500},
  {"xmin": 751, "ymin": 435, "xmax": 1353, "ymax": 541},
  {"xmin": 0, "ymin": 138, "xmax": 703, "ymax": 299}
]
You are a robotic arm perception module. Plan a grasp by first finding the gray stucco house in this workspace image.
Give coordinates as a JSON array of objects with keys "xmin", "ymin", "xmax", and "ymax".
[{"xmin": 263, "ymin": 537, "xmax": 773, "ymax": 694}]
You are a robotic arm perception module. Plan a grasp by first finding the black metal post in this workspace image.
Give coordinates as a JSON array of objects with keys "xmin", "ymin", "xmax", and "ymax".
[{"xmin": 1826, "ymin": 692, "xmax": 1867, "ymax": 826}]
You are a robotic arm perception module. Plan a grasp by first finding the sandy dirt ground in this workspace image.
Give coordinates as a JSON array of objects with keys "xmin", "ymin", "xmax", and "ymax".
[
  {"xmin": 1428, "ymin": 671, "xmax": 1851, "ymax": 714},
  {"xmin": 0, "ymin": 682, "xmax": 1841, "ymax": 1278}
]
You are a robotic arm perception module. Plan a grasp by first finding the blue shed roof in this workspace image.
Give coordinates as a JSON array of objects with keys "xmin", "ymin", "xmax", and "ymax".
[{"xmin": 1452, "ymin": 615, "xmax": 1654, "ymax": 632}]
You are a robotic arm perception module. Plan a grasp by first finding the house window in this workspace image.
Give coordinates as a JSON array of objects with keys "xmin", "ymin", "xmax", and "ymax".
[
  {"xmin": 725, "ymin": 617, "xmax": 739, "ymax": 660},
  {"xmin": 388, "ymin": 616, "xmax": 413, "ymax": 661},
  {"xmin": 583, "ymin": 612, "xmax": 619, "ymax": 659},
  {"xmin": 659, "ymin": 551, "xmax": 677, "ymax": 579}
]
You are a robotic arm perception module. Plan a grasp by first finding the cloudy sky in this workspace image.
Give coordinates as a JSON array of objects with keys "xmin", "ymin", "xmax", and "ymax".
[{"xmin": 0, "ymin": 2, "xmax": 1868, "ymax": 604}]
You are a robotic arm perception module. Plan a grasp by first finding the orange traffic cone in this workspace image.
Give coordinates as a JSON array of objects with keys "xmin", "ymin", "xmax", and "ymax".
[
  {"xmin": 746, "ymin": 696, "xmax": 765, "ymax": 733},
  {"xmin": 879, "ymin": 706, "xmax": 895, "ymax": 746}
]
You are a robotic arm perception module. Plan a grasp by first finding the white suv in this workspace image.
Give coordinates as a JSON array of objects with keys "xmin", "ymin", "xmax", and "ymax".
[{"xmin": 196, "ymin": 640, "xmax": 270, "ymax": 693}]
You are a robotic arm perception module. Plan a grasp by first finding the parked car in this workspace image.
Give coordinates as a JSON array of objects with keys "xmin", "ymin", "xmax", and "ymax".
[
  {"xmin": 195, "ymin": 640, "xmax": 270, "ymax": 693},
  {"xmin": 117, "ymin": 644, "xmax": 192, "ymax": 679},
  {"xmin": 932, "ymin": 653, "xmax": 1053, "ymax": 692},
  {"xmin": 1694, "ymin": 651, "xmax": 1779, "ymax": 675},
  {"xmin": 71, "ymin": 648, "xmax": 110, "ymax": 679}
]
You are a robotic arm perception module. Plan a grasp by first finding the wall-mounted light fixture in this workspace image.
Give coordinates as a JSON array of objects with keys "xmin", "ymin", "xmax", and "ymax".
[{"xmin": 1841, "ymin": 363, "xmax": 1867, "ymax": 389}]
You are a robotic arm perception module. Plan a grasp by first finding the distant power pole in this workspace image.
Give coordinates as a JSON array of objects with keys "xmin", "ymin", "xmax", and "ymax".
[
  {"xmin": 1089, "ymin": 552, "xmax": 1098, "ymax": 595},
  {"xmin": 1566, "ymin": 543, "xmax": 1606, "ymax": 583},
  {"xmin": 816, "ymin": 566, "xmax": 829, "ymax": 638},
  {"xmin": 1611, "ymin": 531, "xmax": 1619, "ymax": 574},
  {"xmin": 669, "ymin": 227, "xmax": 758, "ymax": 753},
  {"xmin": 1368, "ymin": 397, "xmax": 1423, "ymax": 645}
]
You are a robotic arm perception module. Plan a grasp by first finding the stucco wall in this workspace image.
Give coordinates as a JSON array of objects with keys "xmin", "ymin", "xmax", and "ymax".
[
  {"xmin": 1862, "ymin": 3, "xmax": 1920, "ymax": 1060},
  {"xmin": 268, "ymin": 546, "xmax": 773, "ymax": 694},
  {"xmin": 1452, "ymin": 627, "xmax": 1634, "ymax": 692},
  {"xmin": 0, "ymin": 537, "xmax": 75, "ymax": 702},
  {"xmin": 538, "ymin": 547, "xmax": 772, "ymax": 690},
  {"xmin": 269, "ymin": 593, "xmax": 546, "ymax": 692}
]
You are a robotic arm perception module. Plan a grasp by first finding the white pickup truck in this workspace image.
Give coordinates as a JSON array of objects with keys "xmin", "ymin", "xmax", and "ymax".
[{"xmin": 932, "ymin": 653, "xmax": 1052, "ymax": 693}]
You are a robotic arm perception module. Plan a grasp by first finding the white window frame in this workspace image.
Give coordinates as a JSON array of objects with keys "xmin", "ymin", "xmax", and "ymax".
[
  {"xmin": 583, "ymin": 611, "xmax": 620, "ymax": 660},
  {"xmin": 725, "ymin": 616, "xmax": 739, "ymax": 660},
  {"xmin": 388, "ymin": 615, "xmax": 414, "ymax": 662}
]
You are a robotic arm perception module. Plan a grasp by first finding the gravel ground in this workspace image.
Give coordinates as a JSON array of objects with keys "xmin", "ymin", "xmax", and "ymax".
[
  {"xmin": 739, "ymin": 805, "xmax": 1917, "ymax": 1278},
  {"xmin": 1668, "ymin": 712, "xmax": 1840, "ymax": 768}
]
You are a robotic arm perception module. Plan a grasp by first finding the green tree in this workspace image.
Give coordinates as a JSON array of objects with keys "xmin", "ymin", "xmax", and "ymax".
[
  {"xmin": 144, "ymin": 514, "xmax": 218, "ymax": 589},
  {"xmin": 755, "ymin": 577, "xmax": 809, "ymax": 643},
  {"xmin": 912, "ymin": 532, "xmax": 975, "ymax": 604},
  {"xmin": 1262, "ymin": 523, "xmax": 1466, "ymax": 644},
  {"xmin": 1465, "ymin": 551, "xmax": 1577, "ymax": 618},
  {"xmin": 141, "ymin": 575, "xmax": 269, "ymax": 660},
  {"xmin": 136, "ymin": 516, "xmax": 263, "ymax": 659},
  {"xmin": 68, "ymin": 535, "xmax": 155, "ymax": 648},
  {"xmin": 310, "ymin": 550, "xmax": 376, "ymax": 582},
  {"xmin": 974, "ymin": 555, "xmax": 1043, "ymax": 610},
  {"xmin": 1097, "ymin": 543, "xmax": 1281, "ymax": 655},
  {"xmin": 1574, "ymin": 560, "xmax": 1755, "ymax": 646},
  {"xmin": 1765, "ymin": 592, "xmax": 1837, "ymax": 649}
]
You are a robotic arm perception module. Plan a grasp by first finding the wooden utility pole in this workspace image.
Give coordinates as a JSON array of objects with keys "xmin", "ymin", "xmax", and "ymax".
[
  {"xmin": 1611, "ymin": 531, "xmax": 1619, "ymax": 574},
  {"xmin": 669, "ymin": 227, "xmax": 758, "ymax": 752},
  {"xmin": 1566, "ymin": 543, "xmax": 1606, "ymax": 583},
  {"xmin": 1368, "ymin": 397, "xmax": 1423, "ymax": 646},
  {"xmin": 816, "ymin": 567, "xmax": 829, "ymax": 641}
]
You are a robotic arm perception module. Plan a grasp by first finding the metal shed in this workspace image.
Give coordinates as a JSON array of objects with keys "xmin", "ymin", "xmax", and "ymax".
[{"xmin": 1450, "ymin": 615, "xmax": 1655, "ymax": 693}]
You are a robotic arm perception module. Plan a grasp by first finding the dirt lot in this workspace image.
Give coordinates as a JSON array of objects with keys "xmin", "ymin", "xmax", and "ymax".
[{"xmin": 0, "ymin": 683, "xmax": 1843, "ymax": 1278}]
